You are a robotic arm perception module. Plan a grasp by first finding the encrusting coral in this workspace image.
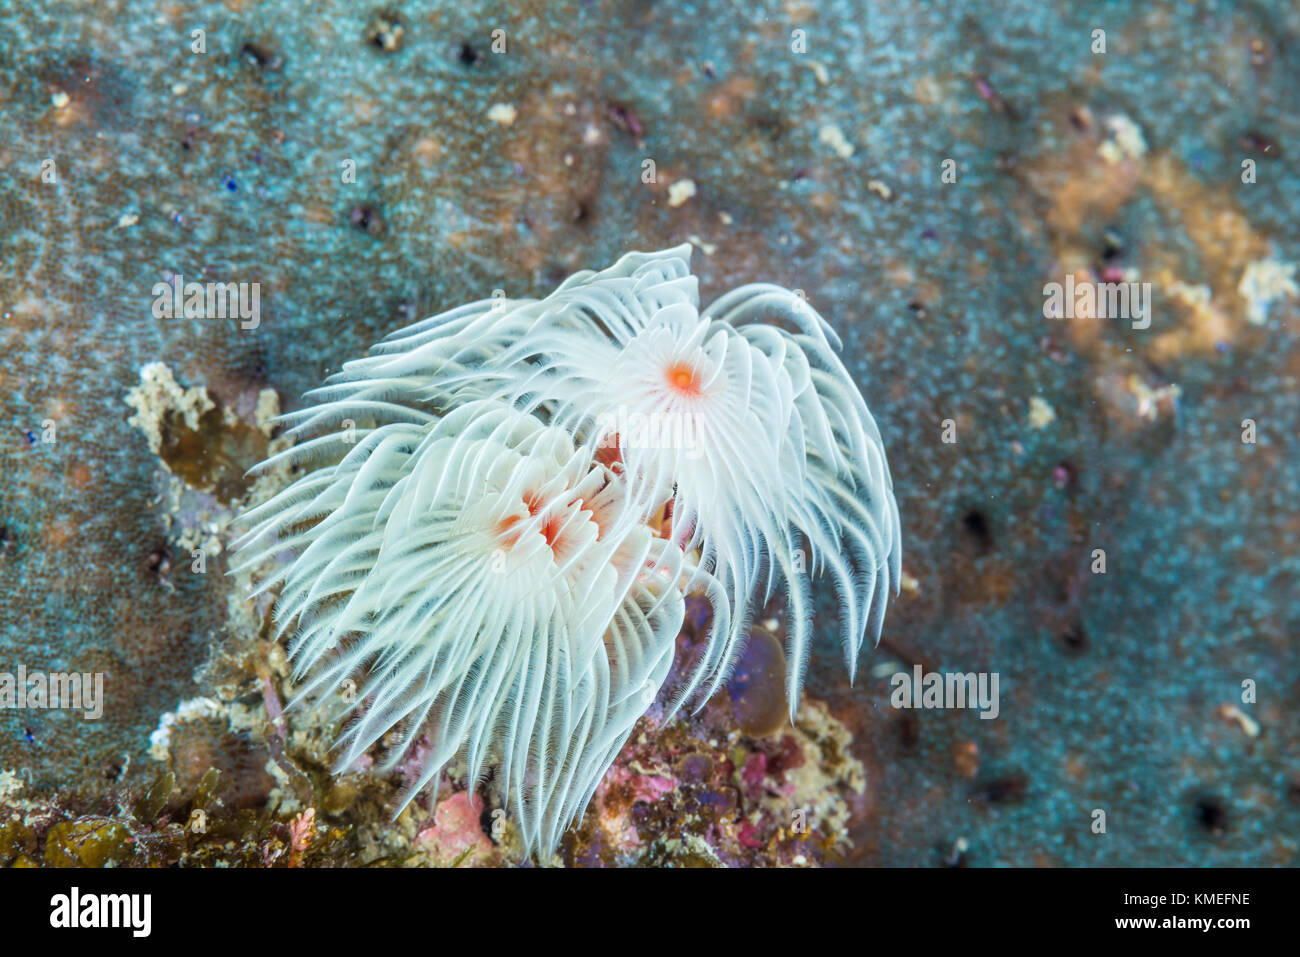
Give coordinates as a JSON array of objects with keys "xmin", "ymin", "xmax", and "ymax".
[{"xmin": 233, "ymin": 244, "xmax": 901, "ymax": 859}]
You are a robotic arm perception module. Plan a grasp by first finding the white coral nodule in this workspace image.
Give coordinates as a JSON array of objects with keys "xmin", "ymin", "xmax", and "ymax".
[{"xmin": 233, "ymin": 244, "xmax": 901, "ymax": 859}]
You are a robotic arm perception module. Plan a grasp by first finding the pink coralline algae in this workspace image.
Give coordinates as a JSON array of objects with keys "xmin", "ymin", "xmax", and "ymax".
[{"xmin": 416, "ymin": 793, "xmax": 493, "ymax": 865}]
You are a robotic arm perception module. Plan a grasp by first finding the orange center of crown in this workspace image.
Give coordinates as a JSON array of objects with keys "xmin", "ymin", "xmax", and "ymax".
[
  {"xmin": 494, "ymin": 490, "xmax": 588, "ymax": 560},
  {"xmin": 665, "ymin": 361, "xmax": 702, "ymax": 397}
]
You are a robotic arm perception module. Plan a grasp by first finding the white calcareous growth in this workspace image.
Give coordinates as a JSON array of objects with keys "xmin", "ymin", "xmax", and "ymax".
[{"xmin": 233, "ymin": 245, "xmax": 901, "ymax": 858}]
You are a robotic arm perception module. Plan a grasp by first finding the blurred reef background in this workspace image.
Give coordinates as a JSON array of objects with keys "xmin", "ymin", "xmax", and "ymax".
[{"xmin": 1, "ymin": 0, "xmax": 1297, "ymax": 866}]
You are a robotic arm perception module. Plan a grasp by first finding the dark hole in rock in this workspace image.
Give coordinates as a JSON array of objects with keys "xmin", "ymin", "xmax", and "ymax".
[
  {"xmin": 962, "ymin": 508, "xmax": 993, "ymax": 553},
  {"xmin": 240, "ymin": 42, "xmax": 281, "ymax": 70},
  {"xmin": 457, "ymin": 41, "xmax": 481, "ymax": 67},
  {"xmin": 1193, "ymin": 796, "xmax": 1228, "ymax": 835},
  {"xmin": 973, "ymin": 774, "xmax": 1028, "ymax": 804},
  {"xmin": 1059, "ymin": 621, "xmax": 1087, "ymax": 653}
]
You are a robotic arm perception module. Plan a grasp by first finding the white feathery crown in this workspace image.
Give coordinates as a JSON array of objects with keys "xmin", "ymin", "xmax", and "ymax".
[{"xmin": 233, "ymin": 244, "xmax": 900, "ymax": 859}]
